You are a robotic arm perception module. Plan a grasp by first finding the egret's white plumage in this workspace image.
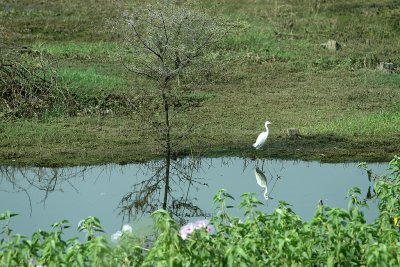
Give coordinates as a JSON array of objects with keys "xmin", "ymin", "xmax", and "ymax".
[
  {"xmin": 254, "ymin": 167, "xmax": 268, "ymax": 200},
  {"xmin": 253, "ymin": 121, "xmax": 271, "ymax": 149}
]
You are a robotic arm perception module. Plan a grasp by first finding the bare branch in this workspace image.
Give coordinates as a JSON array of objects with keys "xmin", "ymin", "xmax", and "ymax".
[{"xmin": 119, "ymin": 0, "xmax": 227, "ymax": 83}]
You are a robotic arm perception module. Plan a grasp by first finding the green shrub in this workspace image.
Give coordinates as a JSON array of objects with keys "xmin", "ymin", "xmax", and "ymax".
[{"xmin": 0, "ymin": 45, "xmax": 78, "ymax": 119}]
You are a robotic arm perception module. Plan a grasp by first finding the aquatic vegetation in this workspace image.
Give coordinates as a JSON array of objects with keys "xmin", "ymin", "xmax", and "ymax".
[{"xmin": 0, "ymin": 157, "xmax": 399, "ymax": 265}]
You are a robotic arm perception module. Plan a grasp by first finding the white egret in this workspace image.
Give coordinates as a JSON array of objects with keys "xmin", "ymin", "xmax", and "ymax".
[
  {"xmin": 253, "ymin": 121, "xmax": 272, "ymax": 149},
  {"xmin": 254, "ymin": 167, "xmax": 269, "ymax": 200}
]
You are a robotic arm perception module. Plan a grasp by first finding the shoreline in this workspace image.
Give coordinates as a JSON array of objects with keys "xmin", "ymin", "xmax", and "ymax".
[{"xmin": 1, "ymin": 136, "xmax": 396, "ymax": 167}]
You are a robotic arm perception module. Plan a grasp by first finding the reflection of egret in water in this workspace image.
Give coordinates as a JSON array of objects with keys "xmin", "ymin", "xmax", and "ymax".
[{"xmin": 254, "ymin": 167, "xmax": 269, "ymax": 200}]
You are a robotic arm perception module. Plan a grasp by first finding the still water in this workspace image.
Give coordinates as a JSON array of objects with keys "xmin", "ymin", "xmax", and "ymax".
[{"xmin": 0, "ymin": 157, "xmax": 386, "ymax": 239}]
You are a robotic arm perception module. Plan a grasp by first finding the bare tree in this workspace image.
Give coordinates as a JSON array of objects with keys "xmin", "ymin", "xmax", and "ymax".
[
  {"xmin": 118, "ymin": 0, "xmax": 228, "ymax": 211},
  {"xmin": 120, "ymin": 0, "xmax": 228, "ymax": 152}
]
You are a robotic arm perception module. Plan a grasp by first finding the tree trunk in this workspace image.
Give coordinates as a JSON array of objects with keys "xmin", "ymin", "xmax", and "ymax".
[
  {"xmin": 161, "ymin": 80, "xmax": 171, "ymax": 210},
  {"xmin": 163, "ymin": 151, "xmax": 170, "ymax": 210}
]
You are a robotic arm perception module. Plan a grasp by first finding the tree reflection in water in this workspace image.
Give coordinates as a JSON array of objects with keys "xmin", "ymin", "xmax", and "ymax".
[
  {"xmin": 0, "ymin": 165, "xmax": 93, "ymax": 215},
  {"xmin": 118, "ymin": 155, "xmax": 211, "ymax": 225},
  {"xmin": 0, "ymin": 155, "xmax": 212, "ymax": 226},
  {"xmin": 0, "ymin": 156, "xmax": 380, "ymax": 231}
]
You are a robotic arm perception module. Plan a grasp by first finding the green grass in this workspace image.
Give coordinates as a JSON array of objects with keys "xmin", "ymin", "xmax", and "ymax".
[
  {"xmin": 0, "ymin": 117, "xmax": 155, "ymax": 166},
  {"xmin": 59, "ymin": 66, "xmax": 130, "ymax": 95},
  {"xmin": 308, "ymin": 112, "xmax": 400, "ymax": 137},
  {"xmin": 33, "ymin": 42, "xmax": 119, "ymax": 59},
  {"xmin": 0, "ymin": 0, "xmax": 399, "ymax": 165}
]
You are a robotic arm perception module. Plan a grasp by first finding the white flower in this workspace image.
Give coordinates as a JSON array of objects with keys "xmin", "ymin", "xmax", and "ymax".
[
  {"xmin": 122, "ymin": 224, "xmax": 132, "ymax": 233},
  {"xmin": 111, "ymin": 230, "xmax": 122, "ymax": 243},
  {"xmin": 111, "ymin": 224, "xmax": 133, "ymax": 243}
]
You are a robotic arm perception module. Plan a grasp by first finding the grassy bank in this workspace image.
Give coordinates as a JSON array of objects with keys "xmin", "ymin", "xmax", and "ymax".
[{"xmin": 1, "ymin": 0, "xmax": 399, "ymax": 166}]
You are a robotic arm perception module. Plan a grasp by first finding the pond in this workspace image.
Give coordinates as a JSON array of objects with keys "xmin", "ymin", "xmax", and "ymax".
[{"xmin": 0, "ymin": 157, "xmax": 386, "ymax": 240}]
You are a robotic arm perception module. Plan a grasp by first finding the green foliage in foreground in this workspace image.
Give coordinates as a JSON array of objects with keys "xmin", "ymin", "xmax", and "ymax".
[{"xmin": 1, "ymin": 157, "xmax": 400, "ymax": 266}]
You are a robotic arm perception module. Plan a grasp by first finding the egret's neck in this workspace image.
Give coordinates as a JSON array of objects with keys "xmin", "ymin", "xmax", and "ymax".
[{"xmin": 263, "ymin": 187, "xmax": 268, "ymax": 200}]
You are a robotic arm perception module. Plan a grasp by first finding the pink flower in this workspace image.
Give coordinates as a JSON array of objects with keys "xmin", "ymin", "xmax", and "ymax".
[
  {"xmin": 194, "ymin": 219, "xmax": 209, "ymax": 229},
  {"xmin": 206, "ymin": 224, "xmax": 215, "ymax": 235},
  {"xmin": 179, "ymin": 219, "xmax": 216, "ymax": 239},
  {"xmin": 179, "ymin": 223, "xmax": 195, "ymax": 240}
]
